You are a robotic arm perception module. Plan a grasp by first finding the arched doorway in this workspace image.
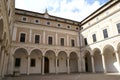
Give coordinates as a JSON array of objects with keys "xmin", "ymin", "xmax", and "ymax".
[
  {"xmin": 69, "ymin": 52, "xmax": 78, "ymax": 73},
  {"xmin": 58, "ymin": 51, "xmax": 67, "ymax": 73},
  {"xmin": 84, "ymin": 51, "xmax": 92, "ymax": 72},
  {"xmin": 44, "ymin": 57, "xmax": 49, "ymax": 73},
  {"xmin": 30, "ymin": 49, "xmax": 42, "ymax": 74},
  {"xmin": 14, "ymin": 48, "xmax": 28, "ymax": 74},
  {"xmin": 103, "ymin": 45, "xmax": 118, "ymax": 72},
  {"xmin": 93, "ymin": 48, "xmax": 103, "ymax": 72},
  {"xmin": 45, "ymin": 50, "xmax": 55, "ymax": 73}
]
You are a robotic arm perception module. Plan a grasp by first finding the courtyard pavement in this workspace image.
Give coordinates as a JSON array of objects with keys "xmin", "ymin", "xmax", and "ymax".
[{"xmin": 3, "ymin": 73, "xmax": 120, "ymax": 80}]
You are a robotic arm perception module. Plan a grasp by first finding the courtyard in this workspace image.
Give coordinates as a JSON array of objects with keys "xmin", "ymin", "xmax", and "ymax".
[{"xmin": 3, "ymin": 73, "xmax": 120, "ymax": 80}]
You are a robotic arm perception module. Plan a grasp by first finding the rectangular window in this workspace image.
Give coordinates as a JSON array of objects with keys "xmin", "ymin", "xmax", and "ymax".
[
  {"xmin": 92, "ymin": 34, "xmax": 97, "ymax": 42},
  {"xmin": 84, "ymin": 38, "xmax": 88, "ymax": 45},
  {"xmin": 15, "ymin": 58, "xmax": 21, "ymax": 67},
  {"xmin": 117, "ymin": 23, "xmax": 120, "ymax": 33},
  {"xmin": 20, "ymin": 33, "xmax": 26, "ymax": 42},
  {"xmin": 30, "ymin": 59, "xmax": 36, "ymax": 67},
  {"xmin": 71, "ymin": 39, "xmax": 75, "ymax": 47},
  {"xmin": 103, "ymin": 29, "xmax": 108, "ymax": 38},
  {"xmin": 35, "ymin": 35, "xmax": 40, "ymax": 44},
  {"xmin": 48, "ymin": 36, "xmax": 53, "ymax": 45},
  {"xmin": 60, "ymin": 38, "xmax": 64, "ymax": 46}
]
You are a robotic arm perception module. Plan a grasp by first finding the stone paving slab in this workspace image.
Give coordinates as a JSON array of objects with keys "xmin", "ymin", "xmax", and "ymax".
[{"xmin": 3, "ymin": 73, "xmax": 120, "ymax": 80}]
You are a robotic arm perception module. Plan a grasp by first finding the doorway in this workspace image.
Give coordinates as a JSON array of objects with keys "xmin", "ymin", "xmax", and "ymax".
[{"xmin": 44, "ymin": 57, "xmax": 49, "ymax": 73}]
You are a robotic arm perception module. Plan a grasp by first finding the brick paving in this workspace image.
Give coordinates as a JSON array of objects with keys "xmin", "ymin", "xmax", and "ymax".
[{"xmin": 3, "ymin": 73, "xmax": 120, "ymax": 80}]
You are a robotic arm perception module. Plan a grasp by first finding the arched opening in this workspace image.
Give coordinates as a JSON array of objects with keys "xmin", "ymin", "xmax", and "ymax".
[
  {"xmin": 103, "ymin": 45, "xmax": 118, "ymax": 72},
  {"xmin": 0, "ymin": 19, "xmax": 3, "ymax": 41},
  {"xmin": 117, "ymin": 43, "xmax": 120, "ymax": 71},
  {"xmin": 14, "ymin": 48, "xmax": 28, "ymax": 74},
  {"xmin": 69, "ymin": 52, "xmax": 78, "ymax": 73},
  {"xmin": 58, "ymin": 51, "xmax": 67, "ymax": 73},
  {"xmin": 84, "ymin": 51, "xmax": 92, "ymax": 72},
  {"xmin": 93, "ymin": 48, "xmax": 103, "ymax": 72},
  {"xmin": 45, "ymin": 50, "xmax": 55, "ymax": 73},
  {"xmin": 30, "ymin": 49, "xmax": 42, "ymax": 74},
  {"xmin": 44, "ymin": 57, "xmax": 49, "ymax": 73}
]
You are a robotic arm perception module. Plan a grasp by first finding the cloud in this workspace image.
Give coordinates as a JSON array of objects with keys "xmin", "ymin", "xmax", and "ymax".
[{"xmin": 15, "ymin": 0, "xmax": 106, "ymax": 21}]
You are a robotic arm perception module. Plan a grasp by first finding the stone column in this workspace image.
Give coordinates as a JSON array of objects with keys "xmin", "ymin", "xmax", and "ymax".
[
  {"xmin": 43, "ymin": 31, "xmax": 45, "ymax": 44},
  {"xmin": 67, "ymin": 57, "xmax": 70, "ymax": 74},
  {"xmin": 101, "ymin": 54, "xmax": 107, "ymax": 73},
  {"xmin": 67, "ymin": 34, "xmax": 69, "ymax": 46},
  {"xmin": 55, "ymin": 33, "xmax": 58, "ymax": 46},
  {"xmin": 29, "ymin": 29, "xmax": 32, "ymax": 43},
  {"xmin": 115, "ymin": 51, "xmax": 120, "ymax": 72},
  {"xmin": 77, "ymin": 57, "xmax": 81, "ymax": 72},
  {"xmin": 27, "ymin": 55, "xmax": 30, "ymax": 75},
  {"xmin": 55, "ymin": 56, "xmax": 58, "ymax": 74},
  {"xmin": 1, "ymin": 51, "xmax": 6, "ymax": 77},
  {"xmin": 0, "ymin": 48, "xmax": 5, "ymax": 77},
  {"xmin": 42, "ymin": 56, "xmax": 44, "ymax": 75},
  {"xmin": 91, "ymin": 55, "xmax": 95, "ymax": 73}
]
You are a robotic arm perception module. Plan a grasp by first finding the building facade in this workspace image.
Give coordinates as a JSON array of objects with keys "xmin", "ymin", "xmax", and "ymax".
[
  {"xmin": 80, "ymin": 0, "xmax": 120, "ymax": 73},
  {"xmin": 0, "ymin": 0, "xmax": 120, "ymax": 79},
  {"xmin": 0, "ymin": 0, "xmax": 15, "ymax": 79}
]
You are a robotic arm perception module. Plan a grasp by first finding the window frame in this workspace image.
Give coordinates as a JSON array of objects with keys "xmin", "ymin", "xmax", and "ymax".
[
  {"xmin": 47, "ymin": 35, "xmax": 53, "ymax": 45},
  {"xmin": 60, "ymin": 37, "xmax": 65, "ymax": 46},
  {"xmin": 71, "ymin": 39, "xmax": 75, "ymax": 47},
  {"xmin": 19, "ymin": 32, "xmax": 26, "ymax": 43},
  {"xmin": 117, "ymin": 23, "xmax": 120, "ymax": 34},
  {"xmin": 15, "ymin": 58, "xmax": 21, "ymax": 67},
  {"xmin": 34, "ymin": 34, "xmax": 41, "ymax": 44},
  {"xmin": 103, "ymin": 29, "xmax": 108, "ymax": 39},
  {"xmin": 92, "ymin": 34, "xmax": 97, "ymax": 42},
  {"xmin": 30, "ymin": 58, "xmax": 36, "ymax": 67}
]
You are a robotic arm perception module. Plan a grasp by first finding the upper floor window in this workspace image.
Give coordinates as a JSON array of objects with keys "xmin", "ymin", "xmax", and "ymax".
[
  {"xmin": 47, "ymin": 22, "xmax": 50, "ymax": 25},
  {"xmin": 48, "ymin": 36, "xmax": 53, "ymax": 45},
  {"xmin": 35, "ymin": 19, "xmax": 39, "ymax": 23},
  {"xmin": 22, "ymin": 17, "xmax": 27, "ymax": 22},
  {"xmin": 84, "ymin": 38, "xmax": 88, "ymax": 45},
  {"xmin": 117, "ymin": 23, "xmax": 120, "ymax": 33},
  {"xmin": 103, "ymin": 29, "xmax": 108, "ymax": 38},
  {"xmin": 15, "ymin": 58, "xmax": 21, "ymax": 67},
  {"xmin": 92, "ymin": 34, "xmax": 97, "ymax": 42},
  {"xmin": 71, "ymin": 39, "xmax": 75, "ymax": 47},
  {"xmin": 67, "ymin": 26, "xmax": 71, "ymax": 29},
  {"xmin": 20, "ymin": 33, "xmax": 26, "ymax": 42},
  {"xmin": 35, "ymin": 35, "xmax": 40, "ymax": 44},
  {"xmin": 58, "ymin": 24, "xmax": 61, "ymax": 27},
  {"xmin": 30, "ymin": 58, "xmax": 36, "ymax": 67},
  {"xmin": 60, "ymin": 38, "xmax": 64, "ymax": 46}
]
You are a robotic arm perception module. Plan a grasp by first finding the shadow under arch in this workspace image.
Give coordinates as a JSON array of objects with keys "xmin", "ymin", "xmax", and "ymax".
[
  {"xmin": 83, "ymin": 50, "xmax": 92, "ymax": 72},
  {"xmin": 45, "ymin": 50, "xmax": 56, "ymax": 73},
  {"xmin": 69, "ymin": 52, "xmax": 78, "ymax": 73},
  {"xmin": 103, "ymin": 44, "xmax": 118, "ymax": 73},
  {"xmin": 93, "ymin": 48, "xmax": 104, "ymax": 73},
  {"xmin": 14, "ymin": 48, "xmax": 28, "ymax": 74},
  {"xmin": 58, "ymin": 51, "xmax": 67, "ymax": 73}
]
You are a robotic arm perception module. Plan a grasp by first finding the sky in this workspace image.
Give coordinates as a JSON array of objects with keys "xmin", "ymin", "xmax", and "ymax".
[{"xmin": 15, "ymin": 0, "xmax": 109, "ymax": 21}]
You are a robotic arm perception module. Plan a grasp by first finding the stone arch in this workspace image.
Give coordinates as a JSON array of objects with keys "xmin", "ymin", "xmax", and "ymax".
[
  {"xmin": 69, "ymin": 52, "xmax": 78, "ymax": 72},
  {"xmin": 93, "ymin": 48, "xmax": 103, "ymax": 72},
  {"xmin": 84, "ymin": 50, "xmax": 92, "ymax": 72},
  {"xmin": 29, "ymin": 49, "xmax": 43, "ymax": 74},
  {"xmin": 58, "ymin": 51, "xmax": 67, "ymax": 73},
  {"xmin": 103, "ymin": 45, "xmax": 118, "ymax": 72},
  {"xmin": 45, "ymin": 50, "xmax": 56, "ymax": 73},
  {"xmin": 14, "ymin": 48, "xmax": 28, "ymax": 74}
]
